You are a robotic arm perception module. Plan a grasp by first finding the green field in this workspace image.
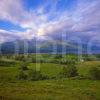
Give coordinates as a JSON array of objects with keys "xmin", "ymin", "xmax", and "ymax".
[{"xmin": 0, "ymin": 60, "xmax": 100, "ymax": 100}]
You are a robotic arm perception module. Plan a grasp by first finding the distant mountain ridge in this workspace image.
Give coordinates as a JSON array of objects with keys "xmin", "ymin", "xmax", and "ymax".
[{"xmin": 0, "ymin": 38, "xmax": 100, "ymax": 54}]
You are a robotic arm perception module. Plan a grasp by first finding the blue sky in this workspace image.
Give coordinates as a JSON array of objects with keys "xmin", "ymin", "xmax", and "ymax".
[{"xmin": 0, "ymin": 0, "xmax": 100, "ymax": 43}]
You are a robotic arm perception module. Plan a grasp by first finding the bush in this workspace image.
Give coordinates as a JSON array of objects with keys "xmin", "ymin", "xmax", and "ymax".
[
  {"xmin": 62, "ymin": 66, "xmax": 78, "ymax": 78},
  {"xmin": 59, "ymin": 57, "xmax": 78, "ymax": 78},
  {"xmin": 29, "ymin": 70, "xmax": 48, "ymax": 81},
  {"xmin": 15, "ymin": 55, "xmax": 27, "ymax": 62},
  {"xmin": 19, "ymin": 63, "xmax": 29, "ymax": 70},
  {"xmin": 89, "ymin": 67, "xmax": 100, "ymax": 80},
  {"xmin": 17, "ymin": 70, "xmax": 27, "ymax": 80}
]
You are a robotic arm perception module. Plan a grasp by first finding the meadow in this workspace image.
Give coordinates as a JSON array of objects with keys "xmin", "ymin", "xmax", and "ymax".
[{"xmin": 0, "ymin": 54, "xmax": 100, "ymax": 100}]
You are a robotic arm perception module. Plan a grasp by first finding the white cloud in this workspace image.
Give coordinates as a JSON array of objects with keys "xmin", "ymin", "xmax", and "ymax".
[
  {"xmin": 0, "ymin": 0, "xmax": 26, "ymax": 24},
  {"xmin": 72, "ymin": 0, "xmax": 100, "ymax": 32},
  {"xmin": 0, "ymin": 0, "xmax": 100, "ymax": 43},
  {"xmin": 0, "ymin": 29, "xmax": 20, "ymax": 43}
]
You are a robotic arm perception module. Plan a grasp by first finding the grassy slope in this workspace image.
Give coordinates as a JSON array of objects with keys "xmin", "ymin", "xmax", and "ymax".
[{"xmin": 0, "ymin": 61, "xmax": 100, "ymax": 100}]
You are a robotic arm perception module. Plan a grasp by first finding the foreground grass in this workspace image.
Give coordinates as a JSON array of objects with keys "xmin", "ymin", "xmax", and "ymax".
[{"xmin": 0, "ymin": 79, "xmax": 100, "ymax": 100}]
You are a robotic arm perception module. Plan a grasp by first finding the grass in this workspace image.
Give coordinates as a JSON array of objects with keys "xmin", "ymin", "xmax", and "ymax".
[
  {"xmin": 0, "ymin": 79, "xmax": 100, "ymax": 100},
  {"xmin": 0, "ymin": 61, "xmax": 100, "ymax": 100},
  {"xmin": 29, "ymin": 63, "xmax": 63, "ymax": 77},
  {"xmin": 78, "ymin": 61, "xmax": 100, "ymax": 76},
  {"xmin": 0, "ymin": 63, "xmax": 63, "ymax": 82}
]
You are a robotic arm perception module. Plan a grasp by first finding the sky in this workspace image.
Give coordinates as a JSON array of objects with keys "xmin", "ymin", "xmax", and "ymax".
[{"xmin": 0, "ymin": 0, "xmax": 100, "ymax": 43}]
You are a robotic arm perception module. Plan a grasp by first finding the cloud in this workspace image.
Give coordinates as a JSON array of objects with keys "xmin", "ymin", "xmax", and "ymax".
[
  {"xmin": 0, "ymin": 0, "xmax": 100, "ymax": 43},
  {"xmin": 0, "ymin": 29, "xmax": 20, "ymax": 43},
  {"xmin": 0, "ymin": 0, "xmax": 26, "ymax": 24},
  {"xmin": 72, "ymin": 0, "xmax": 100, "ymax": 32}
]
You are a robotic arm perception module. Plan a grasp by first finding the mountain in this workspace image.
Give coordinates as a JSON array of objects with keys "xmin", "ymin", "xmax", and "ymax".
[{"xmin": 0, "ymin": 36, "xmax": 100, "ymax": 54}]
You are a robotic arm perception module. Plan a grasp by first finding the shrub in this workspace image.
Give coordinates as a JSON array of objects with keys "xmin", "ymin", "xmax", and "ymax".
[
  {"xmin": 17, "ymin": 70, "xmax": 27, "ymax": 80},
  {"xmin": 89, "ymin": 67, "xmax": 100, "ymax": 80},
  {"xmin": 62, "ymin": 65, "xmax": 78, "ymax": 78},
  {"xmin": 29, "ymin": 70, "xmax": 48, "ymax": 81},
  {"xmin": 54, "ymin": 54, "xmax": 62, "ymax": 59},
  {"xmin": 15, "ymin": 55, "xmax": 27, "ymax": 62},
  {"xmin": 59, "ymin": 57, "xmax": 78, "ymax": 78},
  {"xmin": 19, "ymin": 63, "xmax": 29, "ymax": 70}
]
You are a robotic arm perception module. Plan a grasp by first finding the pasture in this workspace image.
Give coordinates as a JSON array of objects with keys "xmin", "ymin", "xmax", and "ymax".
[{"xmin": 0, "ymin": 57, "xmax": 100, "ymax": 100}]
